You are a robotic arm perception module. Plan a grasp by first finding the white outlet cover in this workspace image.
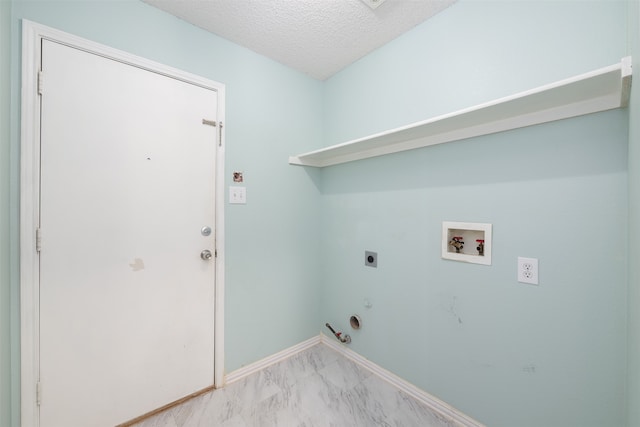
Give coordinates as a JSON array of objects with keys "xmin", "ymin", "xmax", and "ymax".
[
  {"xmin": 229, "ymin": 186, "xmax": 246, "ymax": 204},
  {"xmin": 517, "ymin": 257, "xmax": 539, "ymax": 285}
]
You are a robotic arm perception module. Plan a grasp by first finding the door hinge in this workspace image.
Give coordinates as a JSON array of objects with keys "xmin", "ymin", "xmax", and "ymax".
[
  {"xmin": 37, "ymin": 70, "xmax": 43, "ymax": 96},
  {"xmin": 202, "ymin": 119, "xmax": 223, "ymax": 147},
  {"xmin": 36, "ymin": 382, "xmax": 42, "ymax": 406},
  {"xmin": 36, "ymin": 228, "xmax": 42, "ymax": 252}
]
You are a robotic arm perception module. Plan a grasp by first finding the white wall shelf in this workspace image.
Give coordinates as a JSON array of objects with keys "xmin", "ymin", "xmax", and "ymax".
[{"xmin": 289, "ymin": 57, "xmax": 632, "ymax": 168}]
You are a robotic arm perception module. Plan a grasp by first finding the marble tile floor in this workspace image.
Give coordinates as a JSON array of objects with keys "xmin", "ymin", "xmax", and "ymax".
[{"xmin": 132, "ymin": 343, "xmax": 460, "ymax": 427}]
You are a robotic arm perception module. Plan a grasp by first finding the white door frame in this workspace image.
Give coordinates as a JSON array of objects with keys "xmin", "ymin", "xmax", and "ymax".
[{"xmin": 20, "ymin": 20, "xmax": 226, "ymax": 427}]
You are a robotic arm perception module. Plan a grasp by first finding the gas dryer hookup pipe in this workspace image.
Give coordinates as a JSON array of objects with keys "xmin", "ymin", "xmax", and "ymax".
[{"xmin": 325, "ymin": 323, "xmax": 351, "ymax": 344}]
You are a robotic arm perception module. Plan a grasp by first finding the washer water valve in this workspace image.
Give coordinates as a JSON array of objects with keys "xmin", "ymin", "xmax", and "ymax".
[
  {"xmin": 476, "ymin": 239, "xmax": 485, "ymax": 256},
  {"xmin": 449, "ymin": 236, "xmax": 464, "ymax": 253}
]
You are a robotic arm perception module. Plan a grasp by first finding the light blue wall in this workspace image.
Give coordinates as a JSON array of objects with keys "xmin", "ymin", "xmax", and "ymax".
[
  {"xmin": 627, "ymin": 0, "xmax": 639, "ymax": 425},
  {"xmin": 1, "ymin": 1, "xmax": 13, "ymax": 426},
  {"xmin": 321, "ymin": 1, "xmax": 629, "ymax": 426},
  {"xmin": 2, "ymin": 1, "xmax": 636, "ymax": 426},
  {"xmin": 2, "ymin": 1, "xmax": 323, "ymax": 424}
]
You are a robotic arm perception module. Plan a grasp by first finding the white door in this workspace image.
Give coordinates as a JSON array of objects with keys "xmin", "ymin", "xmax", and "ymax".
[{"xmin": 39, "ymin": 39, "xmax": 218, "ymax": 427}]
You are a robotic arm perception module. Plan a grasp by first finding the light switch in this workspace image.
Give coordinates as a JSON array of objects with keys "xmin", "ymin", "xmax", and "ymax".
[{"xmin": 229, "ymin": 186, "xmax": 246, "ymax": 204}]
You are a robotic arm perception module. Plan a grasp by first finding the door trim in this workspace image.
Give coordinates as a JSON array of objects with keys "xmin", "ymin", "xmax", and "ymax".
[{"xmin": 20, "ymin": 20, "xmax": 226, "ymax": 427}]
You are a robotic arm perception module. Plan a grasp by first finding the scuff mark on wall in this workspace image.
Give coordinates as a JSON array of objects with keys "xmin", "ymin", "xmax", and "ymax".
[
  {"xmin": 446, "ymin": 296, "xmax": 463, "ymax": 324},
  {"xmin": 129, "ymin": 258, "xmax": 145, "ymax": 272}
]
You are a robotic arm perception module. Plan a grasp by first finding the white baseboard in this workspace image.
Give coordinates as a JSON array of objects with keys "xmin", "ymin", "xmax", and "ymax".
[
  {"xmin": 319, "ymin": 333, "xmax": 486, "ymax": 427},
  {"xmin": 224, "ymin": 335, "xmax": 321, "ymax": 385},
  {"xmin": 224, "ymin": 333, "xmax": 484, "ymax": 427}
]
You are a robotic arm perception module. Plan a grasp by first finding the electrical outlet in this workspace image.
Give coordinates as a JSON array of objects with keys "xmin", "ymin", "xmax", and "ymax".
[
  {"xmin": 365, "ymin": 251, "xmax": 377, "ymax": 268},
  {"xmin": 518, "ymin": 257, "xmax": 539, "ymax": 285}
]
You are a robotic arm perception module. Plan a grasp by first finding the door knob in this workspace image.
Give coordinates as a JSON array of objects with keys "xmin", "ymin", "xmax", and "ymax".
[{"xmin": 200, "ymin": 250, "xmax": 213, "ymax": 261}]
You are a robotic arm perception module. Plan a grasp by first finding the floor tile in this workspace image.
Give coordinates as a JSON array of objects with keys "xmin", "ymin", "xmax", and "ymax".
[{"xmin": 131, "ymin": 343, "xmax": 459, "ymax": 427}]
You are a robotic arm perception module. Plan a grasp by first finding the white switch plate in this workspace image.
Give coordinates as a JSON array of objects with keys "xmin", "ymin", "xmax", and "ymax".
[
  {"xmin": 517, "ymin": 257, "xmax": 539, "ymax": 285},
  {"xmin": 229, "ymin": 186, "xmax": 246, "ymax": 204}
]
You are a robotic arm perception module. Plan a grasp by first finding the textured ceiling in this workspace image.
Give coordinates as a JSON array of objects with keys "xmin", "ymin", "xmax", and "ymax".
[{"xmin": 143, "ymin": 0, "xmax": 457, "ymax": 80}]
